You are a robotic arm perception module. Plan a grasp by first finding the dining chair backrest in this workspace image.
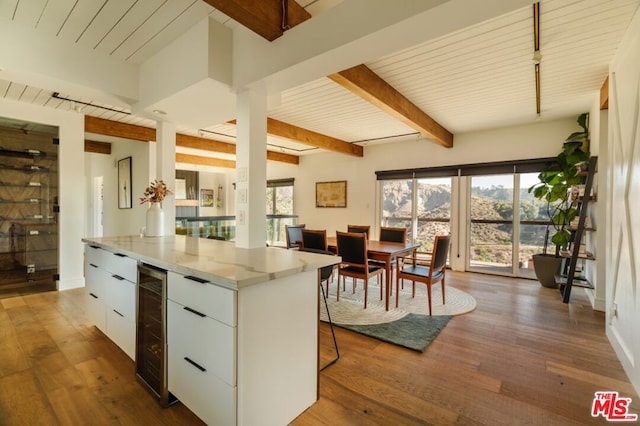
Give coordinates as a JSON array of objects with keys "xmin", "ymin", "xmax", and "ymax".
[
  {"xmin": 379, "ymin": 226, "xmax": 407, "ymax": 243},
  {"xmin": 347, "ymin": 225, "xmax": 370, "ymax": 239},
  {"xmin": 298, "ymin": 247, "xmax": 335, "ymax": 282},
  {"xmin": 336, "ymin": 231, "xmax": 368, "ymax": 265},
  {"xmin": 285, "ymin": 224, "xmax": 305, "ymax": 249},
  {"xmin": 430, "ymin": 235, "xmax": 451, "ymax": 271},
  {"xmin": 301, "ymin": 229, "xmax": 328, "ymax": 251}
]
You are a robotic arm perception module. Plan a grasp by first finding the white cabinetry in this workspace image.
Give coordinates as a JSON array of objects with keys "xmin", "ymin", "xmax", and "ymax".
[
  {"xmin": 84, "ymin": 245, "xmax": 137, "ymax": 359},
  {"xmin": 167, "ymin": 271, "xmax": 237, "ymax": 426}
]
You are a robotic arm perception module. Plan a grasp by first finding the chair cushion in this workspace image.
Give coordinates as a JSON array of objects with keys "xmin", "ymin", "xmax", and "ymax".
[
  {"xmin": 400, "ymin": 265, "xmax": 443, "ymax": 280},
  {"xmin": 341, "ymin": 265, "xmax": 382, "ymax": 274}
]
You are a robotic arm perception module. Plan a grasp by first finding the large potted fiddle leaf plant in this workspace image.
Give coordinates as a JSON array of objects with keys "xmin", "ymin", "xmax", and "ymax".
[{"xmin": 528, "ymin": 113, "xmax": 590, "ymax": 288}]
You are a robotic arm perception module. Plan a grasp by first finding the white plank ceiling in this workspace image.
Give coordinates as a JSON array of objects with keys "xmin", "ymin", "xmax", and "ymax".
[{"xmin": 0, "ymin": 0, "xmax": 638, "ymax": 158}]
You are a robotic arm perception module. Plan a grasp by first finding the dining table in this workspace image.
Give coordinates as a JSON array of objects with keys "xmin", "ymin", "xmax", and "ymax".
[{"xmin": 327, "ymin": 236, "xmax": 420, "ymax": 311}]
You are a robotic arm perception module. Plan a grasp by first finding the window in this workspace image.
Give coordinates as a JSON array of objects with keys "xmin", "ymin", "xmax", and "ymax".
[
  {"xmin": 377, "ymin": 158, "xmax": 554, "ymax": 278},
  {"xmin": 380, "ymin": 177, "xmax": 452, "ymax": 252},
  {"xmin": 266, "ymin": 178, "xmax": 294, "ymax": 215},
  {"xmin": 266, "ymin": 178, "xmax": 295, "ymax": 246}
]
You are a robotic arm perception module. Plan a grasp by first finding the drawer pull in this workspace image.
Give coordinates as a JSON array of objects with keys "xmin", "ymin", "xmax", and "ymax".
[
  {"xmin": 112, "ymin": 274, "xmax": 125, "ymax": 280},
  {"xmin": 113, "ymin": 309, "xmax": 124, "ymax": 317},
  {"xmin": 89, "ymin": 245, "xmax": 100, "ymax": 249},
  {"xmin": 89, "ymin": 292, "xmax": 98, "ymax": 299},
  {"xmin": 184, "ymin": 357, "xmax": 206, "ymax": 372},
  {"xmin": 114, "ymin": 253, "xmax": 127, "ymax": 258},
  {"xmin": 89, "ymin": 263, "xmax": 98, "ymax": 268},
  {"xmin": 183, "ymin": 306, "xmax": 206, "ymax": 317},
  {"xmin": 184, "ymin": 275, "xmax": 209, "ymax": 284}
]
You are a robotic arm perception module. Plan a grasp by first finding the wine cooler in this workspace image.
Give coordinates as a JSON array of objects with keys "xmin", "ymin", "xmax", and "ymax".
[{"xmin": 136, "ymin": 263, "xmax": 176, "ymax": 406}]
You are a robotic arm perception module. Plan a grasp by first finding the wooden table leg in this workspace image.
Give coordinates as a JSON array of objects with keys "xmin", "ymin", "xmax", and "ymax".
[{"xmin": 385, "ymin": 258, "xmax": 391, "ymax": 311}]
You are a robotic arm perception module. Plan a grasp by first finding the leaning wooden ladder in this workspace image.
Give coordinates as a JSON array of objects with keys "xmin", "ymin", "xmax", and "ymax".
[{"xmin": 559, "ymin": 156, "xmax": 598, "ymax": 303}]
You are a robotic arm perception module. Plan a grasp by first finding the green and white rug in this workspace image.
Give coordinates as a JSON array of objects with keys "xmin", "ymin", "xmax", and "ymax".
[{"xmin": 320, "ymin": 278, "xmax": 476, "ymax": 352}]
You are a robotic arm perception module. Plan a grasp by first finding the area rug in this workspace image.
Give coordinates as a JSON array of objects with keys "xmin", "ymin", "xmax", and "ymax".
[{"xmin": 320, "ymin": 278, "xmax": 476, "ymax": 352}]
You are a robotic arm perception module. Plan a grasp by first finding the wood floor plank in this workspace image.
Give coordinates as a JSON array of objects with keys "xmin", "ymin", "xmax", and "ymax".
[
  {"xmin": 0, "ymin": 370, "xmax": 58, "ymax": 425},
  {"xmin": 0, "ymin": 271, "xmax": 637, "ymax": 425}
]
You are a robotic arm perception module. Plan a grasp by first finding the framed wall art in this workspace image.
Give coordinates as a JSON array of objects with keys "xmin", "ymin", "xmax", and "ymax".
[
  {"xmin": 200, "ymin": 188, "xmax": 214, "ymax": 207},
  {"xmin": 315, "ymin": 180, "xmax": 347, "ymax": 208},
  {"xmin": 117, "ymin": 156, "xmax": 132, "ymax": 209}
]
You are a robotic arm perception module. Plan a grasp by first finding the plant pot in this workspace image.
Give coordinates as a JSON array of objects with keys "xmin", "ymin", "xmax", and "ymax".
[{"xmin": 532, "ymin": 253, "xmax": 562, "ymax": 288}]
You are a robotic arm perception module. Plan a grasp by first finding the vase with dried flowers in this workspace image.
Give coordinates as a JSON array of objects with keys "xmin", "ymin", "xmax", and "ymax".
[{"xmin": 140, "ymin": 179, "xmax": 173, "ymax": 237}]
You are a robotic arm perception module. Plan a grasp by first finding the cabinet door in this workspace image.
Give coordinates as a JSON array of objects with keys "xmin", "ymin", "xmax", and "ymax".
[
  {"xmin": 105, "ymin": 274, "xmax": 136, "ymax": 320},
  {"xmin": 167, "ymin": 300, "xmax": 235, "ymax": 385},
  {"xmin": 84, "ymin": 262, "xmax": 107, "ymax": 332},
  {"xmin": 168, "ymin": 300, "xmax": 236, "ymax": 426},
  {"xmin": 106, "ymin": 308, "xmax": 135, "ymax": 360}
]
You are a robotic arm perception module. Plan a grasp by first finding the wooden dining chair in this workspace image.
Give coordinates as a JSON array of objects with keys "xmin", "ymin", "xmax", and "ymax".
[
  {"xmin": 301, "ymin": 229, "xmax": 328, "ymax": 251},
  {"xmin": 373, "ymin": 226, "xmax": 408, "ymax": 295},
  {"xmin": 336, "ymin": 231, "xmax": 384, "ymax": 309},
  {"xmin": 395, "ymin": 234, "xmax": 451, "ymax": 315},
  {"xmin": 285, "ymin": 224, "xmax": 305, "ymax": 249},
  {"xmin": 347, "ymin": 224, "xmax": 370, "ymax": 239},
  {"xmin": 379, "ymin": 226, "xmax": 407, "ymax": 243}
]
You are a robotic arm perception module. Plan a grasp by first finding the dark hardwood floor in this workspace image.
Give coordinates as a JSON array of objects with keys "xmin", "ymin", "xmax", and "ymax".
[{"xmin": 0, "ymin": 271, "xmax": 637, "ymax": 425}]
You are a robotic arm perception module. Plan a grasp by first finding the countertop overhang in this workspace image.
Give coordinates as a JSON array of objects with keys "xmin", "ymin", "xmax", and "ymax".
[{"xmin": 82, "ymin": 235, "xmax": 339, "ymax": 290}]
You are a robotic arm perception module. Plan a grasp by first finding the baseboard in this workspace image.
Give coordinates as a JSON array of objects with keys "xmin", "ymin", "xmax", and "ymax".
[
  {"xmin": 584, "ymin": 288, "xmax": 605, "ymax": 311},
  {"xmin": 58, "ymin": 277, "xmax": 85, "ymax": 291},
  {"xmin": 607, "ymin": 325, "xmax": 640, "ymax": 398}
]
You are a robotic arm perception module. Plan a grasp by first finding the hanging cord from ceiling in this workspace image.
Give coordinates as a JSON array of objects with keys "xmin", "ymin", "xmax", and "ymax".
[
  {"xmin": 281, "ymin": 0, "xmax": 290, "ymax": 30},
  {"xmin": 533, "ymin": 2, "xmax": 541, "ymax": 117}
]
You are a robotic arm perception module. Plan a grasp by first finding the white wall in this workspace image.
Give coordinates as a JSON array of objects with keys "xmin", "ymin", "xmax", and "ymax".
[
  {"xmin": 606, "ymin": 8, "xmax": 640, "ymax": 396},
  {"xmin": 0, "ymin": 98, "xmax": 85, "ymax": 290},
  {"xmin": 85, "ymin": 140, "xmax": 150, "ymax": 237},
  {"xmin": 198, "ymin": 171, "xmax": 227, "ymax": 216}
]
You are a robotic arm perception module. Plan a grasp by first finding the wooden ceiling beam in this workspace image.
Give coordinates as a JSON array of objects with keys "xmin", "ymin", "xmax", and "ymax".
[
  {"xmin": 84, "ymin": 116, "xmax": 155, "ymax": 142},
  {"xmin": 201, "ymin": 0, "xmax": 310, "ymax": 41},
  {"xmin": 176, "ymin": 153, "xmax": 236, "ymax": 169},
  {"xmin": 329, "ymin": 64, "xmax": 453, "ymax": 148},
  {"xmin": 600, "ymin": 75, "xmax": 609, "ymax": 110},
  {"xmin": 228, "ymin": 118, "xmax": 363, "ymax": 157},
  {"xmin": 84, "ymin": 116, "xmax": 299, "ymax": 164},
  {"xmin": 176, "ymin": 133, "xmax": 299, "ymax": 164},
  {"xmin": 84, "ymin": 140, "xmax": 111, "ymax": 155}
]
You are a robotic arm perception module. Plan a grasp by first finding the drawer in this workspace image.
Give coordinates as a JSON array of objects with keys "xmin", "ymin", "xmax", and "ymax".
[
  {"xmin": 85, "ymin": 245, "xmax": 137, "ymax": 282},
  {"xmin": 168, "ymin": 300, "xmax": 236, "ymax": 386},
  {"xmin": 104, "ymin": 274, "xmax": 136, "ymax": 320},
  {"xmin": 167, "ymin": 271, "xmax": 236, "ymax": 326},
  {"xmin": 85, "ymin": 245, "xmax": 110, "ymax": 269},
  {"xmin": 168, "ymin": 338, "xmax": 236, "ymax": 426},
  {"xmin": 106, "ymin": 308, "xmax": 136, "ymax": 360},
  {"xmin": 85, "ymin": 261, "xmax": 107, "ymax": 300},
  {"xmin": 85, "ymin": 291, "xmax": 106, "ymax": 333}
]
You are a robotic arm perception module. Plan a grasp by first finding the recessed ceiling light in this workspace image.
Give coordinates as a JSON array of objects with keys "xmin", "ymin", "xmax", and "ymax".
[{"xmin": 152, "ymin": 109, "xmax": 166, "ymax": 115}]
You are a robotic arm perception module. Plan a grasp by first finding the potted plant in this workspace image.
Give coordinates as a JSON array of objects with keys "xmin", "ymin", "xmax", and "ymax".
[{"xmin": 528, "ymin": 113, "xmax": 590, "ymax": 288}]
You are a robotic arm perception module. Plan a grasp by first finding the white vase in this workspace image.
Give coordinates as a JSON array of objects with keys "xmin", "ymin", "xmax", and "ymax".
[{"xmin": 146, "ymin": 202, "xmax": 164, "ymax": 237}]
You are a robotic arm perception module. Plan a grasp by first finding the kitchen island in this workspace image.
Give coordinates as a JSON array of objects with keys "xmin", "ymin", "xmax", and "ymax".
[{"xmin": 82, "ymin": 235, "xmax": 338, "ymax": 426}]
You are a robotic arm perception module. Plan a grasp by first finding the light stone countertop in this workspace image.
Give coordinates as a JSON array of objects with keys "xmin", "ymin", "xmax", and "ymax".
[{"xmin": 82, "ymin": 235, "xmax": 339, "ymax": 290}]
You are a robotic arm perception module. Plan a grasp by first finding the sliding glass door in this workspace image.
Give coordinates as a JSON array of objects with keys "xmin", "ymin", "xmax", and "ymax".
[
  {"xmin": 467, "ymin": 172, "xmax": 549, "ymax": 278},
  {"xmin": 468, "ymin": 174, "xmax": 514, "ymax": 274}
]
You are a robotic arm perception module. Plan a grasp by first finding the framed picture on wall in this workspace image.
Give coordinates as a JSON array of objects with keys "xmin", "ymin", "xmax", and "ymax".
[
  {"xmin": 200, "ymin": 188, "xmax": 214, "ymax": 207},
  {"xmin": 315, "ymin": 180, "xmax": 347, "ymax": 208},
  {"xmin": 117, "ymin": 156, "xmax": 132, "ymax": 209}
]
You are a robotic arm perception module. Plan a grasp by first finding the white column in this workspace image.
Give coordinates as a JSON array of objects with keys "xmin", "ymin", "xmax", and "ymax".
[
  {"xmin": 235, "ymin": 87, "xmax": 267, "ymax": 248},
  {"xmin": 156, "ymin": 120, "xmax": 176, "ymax": 236}
]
